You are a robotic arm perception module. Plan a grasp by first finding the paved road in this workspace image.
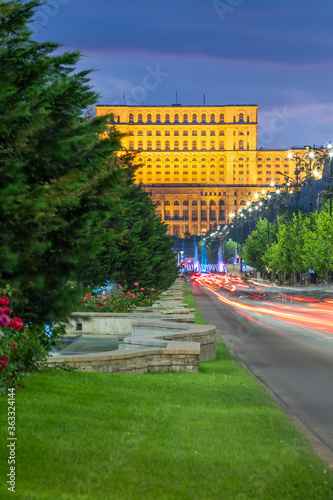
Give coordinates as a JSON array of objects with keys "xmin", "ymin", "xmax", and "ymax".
[{"xmin": 190, "ymin": 280, "xmax": 333, "ymax": 465}]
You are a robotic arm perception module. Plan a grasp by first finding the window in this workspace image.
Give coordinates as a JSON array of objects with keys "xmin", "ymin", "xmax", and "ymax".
[
  {"xmin": 147, "ymin": 131, "xmax": 152, "ymax": 136},
  {"xmin": 201, "ymin": 141, "xmax": 206, "ymax": 150},
  {"xmin": 165, "ymin": 200, "xmax": 170, "ymax": 206},
  {"xmin": 129, "ymin": 113, "xmax": 134, "ymax": 123},
  {"xmin": 156, "ymin": 140, "xmax": 161, "ymax": 150},
  {"xmin": 156, "ymin": 114, "xmax": 161, "ymax": 123},
  {"xmin": 174, "ymin": 210, "xmax": 179, "ymax": 219},
  {"xmin": 138, "ymin": 140, "xmax": 143, "ymax": 151},
  {"xmin": 239, "ymin": 113, "xmax": 244, "ymax": 122},
  {"xmin": 192, "ymin": 114, "xmax": 197, "ymax": 123},
  {"xmin": 147, "ymin": 114, "xmax": 152, "ymax": 123},
  {"xmin": 183, "ymin": 210, "xmax": 188, "ymax": 219},
  {"xmin": 183, "ymin": 140, "xmax": 188, "ymax": 150},
  {"xmin": 201, "ymin": 130, "xmax": 206, "ymax": 136},
  {"xmin": 210, "ymin": 114, "xmax": 215, "ymax": 123},
  {"xmin": 165, "ymin": 140, "xmax": 170, "ymax": 150},
  {"xmin": 201, "ymin": 114, "xmax": 206, "ymax": 123},
  {"xmin": 129, "ymin": 140, "xmax": 134, "ymax": 151},
  {"xmin": 201, "ymin": 210, "xmax": 207, "ymax": 220},
  {"xmin": 240, "ymin": 200, "xmax": 246, "ymax": 206},
  {"xmin": 174, "ymin": 200, "xmax": 180, "ymax": 206},
  {"xmin": 137, "ymin": 130, "xmax": 143, "ymax": 136},
  {"xmin": 183, "ymin": 130, "xmax": 188, "ymax": 136},
  {"xmin": 156, "ymin": 130, "xmax": 161, "ymax": 136},
  {"xmin": 219, "ymin": 141, "xmax": 225, "ymax": 150},
  {"xmin": 219, "ymin": 210, "xmax": 225, "ymax": 220},
  {"xmin": 210, "ymin": 210, "xmax": 216, "ymax": 220},
  {"xmin": 165, "ymin": 130, "xmax": 170, "ymax": 136},
  {"xmin": 183, "ymin": 114, "xmax": 188, "ymax": 123},
  {"xmin": 165, "ymin": 114, "xmax": 170, "ymax": 123},
  {"xmin": 201, "ymin": 200, "xmax": 207, "ymax": 206},
  {"xmin": 147, "ymin": 140, "xmax": 152, "ymax": 150},
  {"xmin": 192, "ymin": 210, "xmax": 198, "ymax": 221},
  {"xmin": 210, "ymin": 130, "xmax": 216, "ymax": 136},
  {"xmin": 192, "ymin": 130, "xmax": 197, "ymax": 136},
  {"xmin": 210, "ymin": 141, "xmax": 215, "ymax": 150},
  {"xmin": 239, "ymin": 140, "xmax": 244, "ymax": 150},
  {"xmin": 174, "ymin": 130, "xmax": 179, "ymax": 136},
  {"xmin": 174, "ymin": 114, "xmax": 179, "ymax": 123},
  {"xmin": 219, "ymin": 113, "xmax": 225, "ymax": 123},
  {"xmin": 192, "ymin": 141, "xmax": 197, "ymax": 150},
  {"xmin": 138, "ymin": 114, "xmax": 143, "ymax": 123},
  {"xmin": 183, "ymin": 200, "xmax": 189, "ymax": 206},
  {"xmin": 192, "ymin": 200, "xmax": 197, "ymax": 206},
  {"xmin": 219, "ymin": 199, "xmax": 225, "ymax": 206},
  {"xmin": 174, "ymin": 141, "xmax": 179, "ymax": 150}
]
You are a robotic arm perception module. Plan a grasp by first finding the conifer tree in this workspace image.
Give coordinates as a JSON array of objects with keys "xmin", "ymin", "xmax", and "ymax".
[
  {"xmin": 77, "ymin": 153, "xmax": 178, "ymax": 290},
  {"xmin": 0, "ymin": 1, "xmax": 123, "ymax": 323}
]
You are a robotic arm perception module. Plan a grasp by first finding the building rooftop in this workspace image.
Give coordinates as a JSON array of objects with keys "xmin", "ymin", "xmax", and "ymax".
[{"xmin": 96, "ymin": 104, "xmax": 259, "ymax": 108}]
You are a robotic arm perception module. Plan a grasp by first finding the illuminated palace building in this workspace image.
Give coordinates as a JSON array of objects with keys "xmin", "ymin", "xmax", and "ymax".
[{"xmin": 95, "ymin": 104, "xmax": 308, "ymax": 236}]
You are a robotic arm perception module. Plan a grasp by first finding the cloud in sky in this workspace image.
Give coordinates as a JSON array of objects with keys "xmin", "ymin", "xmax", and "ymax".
[{"xmin": 31, "ymin": 0, "xmax": 333, "ymax": 148}]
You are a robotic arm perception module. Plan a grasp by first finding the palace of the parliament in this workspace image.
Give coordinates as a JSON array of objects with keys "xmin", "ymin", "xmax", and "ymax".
[{"xmin": 95, "ymin": 104, "xmax": 308, "ymax": 237}]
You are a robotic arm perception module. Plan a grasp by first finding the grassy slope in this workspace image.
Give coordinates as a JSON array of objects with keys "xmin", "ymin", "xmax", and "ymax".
[{"xmin": 0, "ymin": 285, "xmax": 333, "ymax": 499}]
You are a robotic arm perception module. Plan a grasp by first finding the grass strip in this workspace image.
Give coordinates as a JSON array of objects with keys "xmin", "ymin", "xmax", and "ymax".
[
  {"xmin": 183, "ymin": 280, "xmax": 207, "ymax": 324},
  {"xmin": 1, "ymin": 341, "xmax": 333, "ymax": 499}
]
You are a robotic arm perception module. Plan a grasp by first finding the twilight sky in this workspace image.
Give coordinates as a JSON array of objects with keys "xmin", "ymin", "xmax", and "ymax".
[{"xmin": 31, "ymin": 0, "xmax": 333, "ymax": 149}]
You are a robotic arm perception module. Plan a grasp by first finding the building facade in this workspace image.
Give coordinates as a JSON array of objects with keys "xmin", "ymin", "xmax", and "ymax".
[{"xmin": 95, "ymin": 104, "xmax": 309, "ymax": 236}]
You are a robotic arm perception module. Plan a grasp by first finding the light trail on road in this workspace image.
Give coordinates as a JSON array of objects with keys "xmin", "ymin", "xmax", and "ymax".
[{"xmin": 195, "ymin": 279, "xmax": 333, "ymax": 335}]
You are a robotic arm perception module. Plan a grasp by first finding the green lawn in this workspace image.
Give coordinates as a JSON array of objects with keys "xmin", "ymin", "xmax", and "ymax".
[{"xmin": 1, "ymin": 339, "xmax": 333, "ymax": 499}]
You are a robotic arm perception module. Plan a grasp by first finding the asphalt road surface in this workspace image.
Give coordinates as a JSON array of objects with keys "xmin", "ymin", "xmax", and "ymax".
[{"xmin": 189, "ymin": 279, "xmax": 333, "ymax": 465}]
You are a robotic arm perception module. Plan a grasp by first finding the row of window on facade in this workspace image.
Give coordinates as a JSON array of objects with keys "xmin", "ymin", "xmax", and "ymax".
[
  {"xmin": 155, "ymin": 199, "xmax": 246, "ymax": 206},
  {"xmin": 133, "ymin": 130, "xmax": 249, "ymax": 137},
  {"xmin": 139, "ymin": 157, "xmax": 249, "ymax": 163},
  {"xmin": 127, "ymin": 112, "xmax": 250, "ymax": 124},
  {"xmin": 162, "ymin": 210, "xmax": 226, "ymax": 221},
  {"xmin": 130, "ymin": 140, "xmax": 248, "ymax": 151},
  {"xmin": 169, "ymin": 225, "xmax": 218, "ymax": 236}
]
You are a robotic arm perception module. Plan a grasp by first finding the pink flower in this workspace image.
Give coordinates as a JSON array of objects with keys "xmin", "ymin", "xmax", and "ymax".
[
  {"xmin": 132, "ymin": 294, "xmax": 135, "ymax": 298},
  {"xmin": 133, "ymin": 282, "xmax": 139, "ymax": 286},
  {"xmin": 0, "ymin": 355, "xmax": 9, "ymax": 370},
  {"xmin": 119, "ymin": 285, "xmax": 122, "ymax": 289},
  {"xmin": 9, "ymin": 317, "xmax": 23, "ymax": 331},
  {"xmin": 97, "ymin": 304, "xmax": 102, "ymax": 307},
  {"xmin": 140, "ymin": 288, "xmax": 145, "ymax": 292},
  {"xmin": 0, "ymin": 359, "xmax": 7, "ymax": 371},
  {"xmin": 4, "ymin": 307, "xmax": 11, "ymax": 316},
  {"xmin": 85, "ymin": 294, "xmax": 90, "ymax": 299},
  {"xmin": 0, "ymin": 296, "xmax": 9, "ymax": 307},
  {"xmin": 126, "ymin": 291, "xmax": 131, "ymax": 295},
  {"xmin": 0, "ymin": 310, "xmax": 10, "ymax": 328},
  {"xmin": 12, "ymin": 343, "xmax": 17, "ymax": 349}
]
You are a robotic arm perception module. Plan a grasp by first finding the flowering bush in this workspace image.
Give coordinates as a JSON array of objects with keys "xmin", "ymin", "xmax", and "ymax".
[
  {"xmin": 77, "ymin": 282, "xmax": 159, "ymax": 313},
  {"xmin": 0, "ymin": 296, "xmax": 65, "ymax": 394}
]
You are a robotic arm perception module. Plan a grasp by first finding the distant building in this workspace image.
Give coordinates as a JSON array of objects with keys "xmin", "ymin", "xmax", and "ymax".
[{"xmin": 95, "ymin": 104, "xmax": 310, "ymax": 236}]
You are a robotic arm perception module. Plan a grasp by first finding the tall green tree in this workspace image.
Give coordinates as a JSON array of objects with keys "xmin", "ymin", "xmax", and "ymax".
[
  {"xmin": 242, "ymin": 218, "xmax": 270, "ymax": 272},
  {"xmin": 0, "ymin": 1, "xmax": 123, "ymax": 323},
  {"xmin": 78, "ymin": 154, "xmax": 178, "ymax": 291},
  {"xmin": 302, "ymin": 209, "xmax": 333, "ymax": 278}
]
